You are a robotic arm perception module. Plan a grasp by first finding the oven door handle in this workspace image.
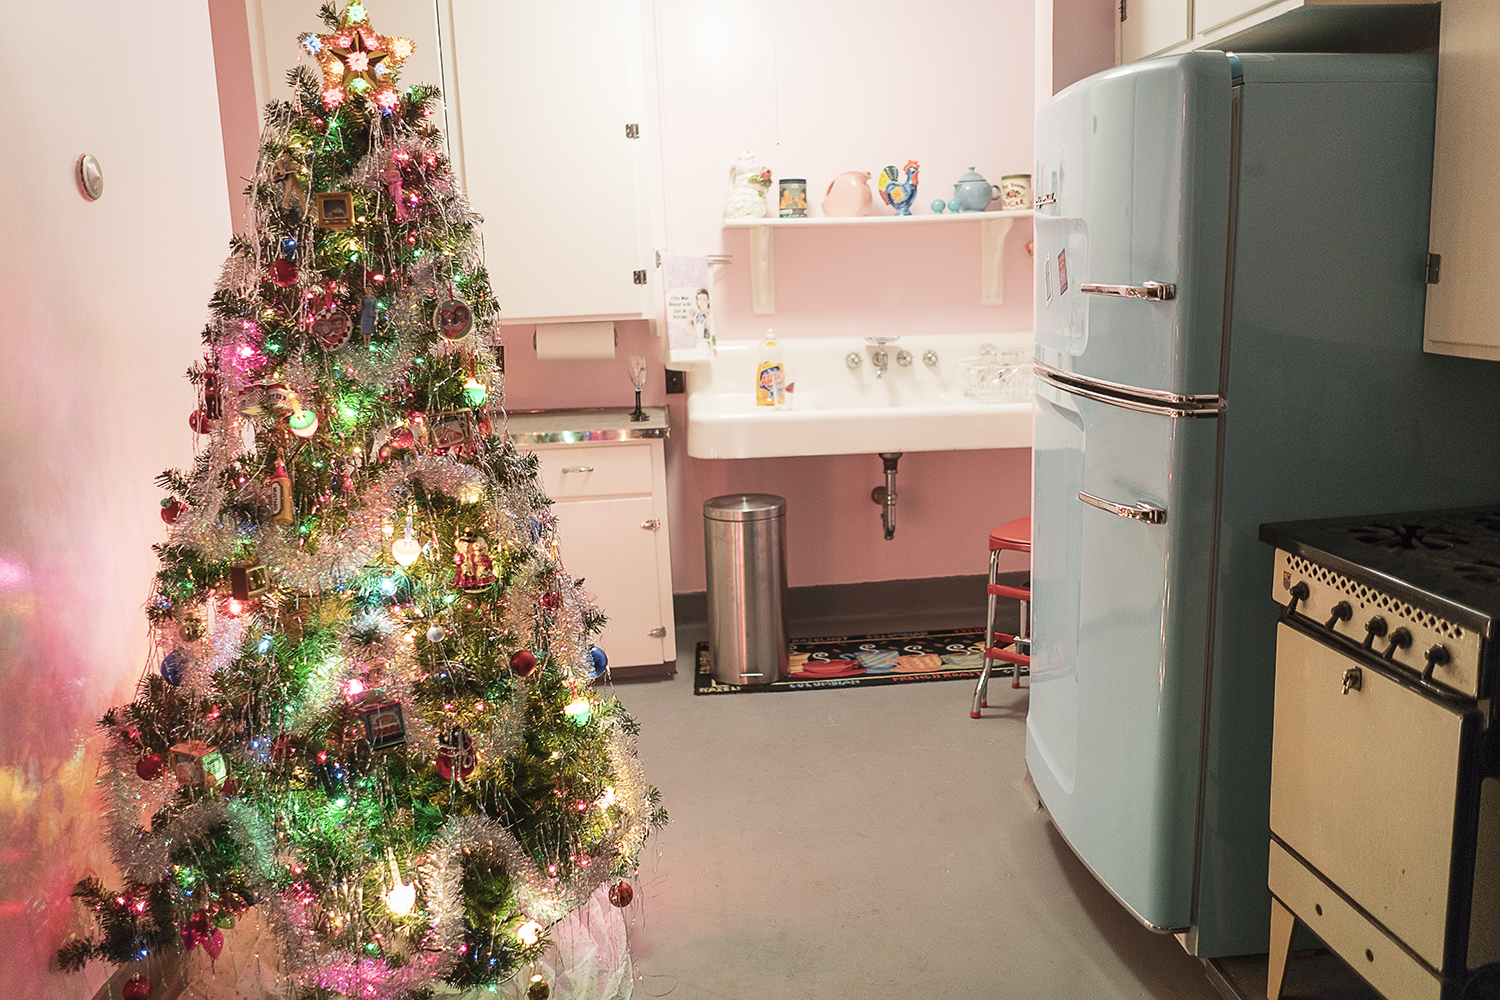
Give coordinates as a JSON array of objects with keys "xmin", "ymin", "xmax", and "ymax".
[{"xmin": 1079, "ymin": 492, "xmax": 1167, "ymax": 524}]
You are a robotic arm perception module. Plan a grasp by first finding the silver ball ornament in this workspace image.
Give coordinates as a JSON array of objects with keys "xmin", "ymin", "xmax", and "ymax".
[{"xmin": 426, "ymin": 625, "xmax": 445, "ymax": 642}]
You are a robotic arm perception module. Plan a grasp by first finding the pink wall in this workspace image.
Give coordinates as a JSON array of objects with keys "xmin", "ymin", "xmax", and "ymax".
[
  {"xmin": 500, "ymin": 0, "xmax": 1039, "ymax": 592},
  {"xmin": 0, "ymin": 4, "xmax": 231, "ymax": 998}
]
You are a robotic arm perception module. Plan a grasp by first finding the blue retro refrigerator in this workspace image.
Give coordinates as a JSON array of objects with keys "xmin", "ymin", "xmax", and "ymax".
[{"xmin": 1027, "ymin": 52, "xmax": 1500, "ymax": 957}]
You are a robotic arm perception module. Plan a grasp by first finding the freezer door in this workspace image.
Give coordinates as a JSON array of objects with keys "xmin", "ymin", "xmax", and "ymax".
[
  {"xmin": 1028, "ymin": 378, "xmax": 1218, "ymax": 932},
  {"xmin": 1033, "ymin": 52, "xmax": 1234, "ymax": 398}
]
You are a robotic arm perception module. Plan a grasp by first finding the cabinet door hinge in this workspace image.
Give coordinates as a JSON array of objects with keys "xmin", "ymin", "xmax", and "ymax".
[
  {"xmin": 648, "ymin": 627, "xmax": 667, "ymax": 638},
  {"xmin": 1119, "ymin": 0, "xmax": 1127, "ymax": 20},
  {"xmin": 641, "ymin": 518, "xmax": 661, "ymax": 531},
  {"xmin": 633, "ymin": 270, "xmax": 648, "ymax": 285},
  {"xmin": 1426, "ymin": 253, "xmax": 1441, "ymax": 285},
  {"xmin": 625, "ymin": 123, "xmax": 640, "ymax": 139}
]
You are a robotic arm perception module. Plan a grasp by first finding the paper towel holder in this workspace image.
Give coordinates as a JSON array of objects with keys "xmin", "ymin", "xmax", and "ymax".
[{"xmin": 533, "ymin": 321, "xmax": 618, "ymax": 360}]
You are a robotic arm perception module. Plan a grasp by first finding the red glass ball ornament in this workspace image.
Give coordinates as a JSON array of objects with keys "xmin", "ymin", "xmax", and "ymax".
[
  {"xmin": 189, "ymin": 409, "xmax": 212, "ymax": 434},
  {"xmin": 122, "ymin": 976, "xmax": 152, "ymax": 1000},
  {"xmin": 390, "ymin": 426, "xmax": 415, "ymax": 449},
  {"xmin": 222, "ymin": 778, "xmax": 240, "ymax": 797},
  {"xmin": 136, "ymin": 753, "xmax": 165, "ymax": 781},
  {"xmin": 510, "ymin": 650, "xmax": 537, "ymax": 677},
  {"xmin": 377, "ymin": 445, "xmax": 392, "ymax": 462},
  {"xmin": 541, "ymin": 591, "xmax": 561, "ymax": 610},
  {"xmin": 270, "ymin": 259, "xmax": 298, "ymax": 287},
  {"xmin": 527, "ymin": 981, "xmax": 551, "ymax": 1000},
  {"xmin": 608, "ymin": 881, "xmax": 634, "ymax": 908},
  {"xmin": 161, "ymin": 499, "xmax": 185, "ymax": 524}
]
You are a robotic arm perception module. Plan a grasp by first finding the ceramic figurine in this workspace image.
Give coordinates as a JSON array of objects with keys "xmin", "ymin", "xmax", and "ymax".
[
  {"xmin": 723, "ymin": 151, "xmax": 772, "ymax": 220},
  {"xmin": 948, "ymin": 198, "xmax": 962, "ymax": 214},
  {"xmin": 931, "ymin": 198, "xmax": 946, "ymax": 214},
  {"xmin": 953, "ymin": 167, "xmax": 1002, "ymax": 212},
  {"xmin": 878, "ymin": 161, "xmax": 920, "ymax": 216},
  {"xmin": 822, "ymin": 170, "xmax": 874, "ymax": 217}
]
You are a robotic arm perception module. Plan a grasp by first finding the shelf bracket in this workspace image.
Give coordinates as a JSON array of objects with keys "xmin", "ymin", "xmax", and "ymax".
[
  {"xmin": 980, "ymin": 216, "xmax": 1014, "ymax": 306},
  {"xmin": 750, "ymin": 224, "xmax": 775, "ymax": 314}
]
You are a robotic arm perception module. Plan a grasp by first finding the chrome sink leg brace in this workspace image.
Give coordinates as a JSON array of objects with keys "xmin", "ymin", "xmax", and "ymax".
[{"xmin": 871, "ymin": 452, "xmax": 902, "ymax": 540}]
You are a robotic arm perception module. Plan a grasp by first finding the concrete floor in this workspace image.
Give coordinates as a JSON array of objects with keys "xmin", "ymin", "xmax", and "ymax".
[{"xmin": 611, "ymin": 613, "xmax": 1229, "ymax": 1000}]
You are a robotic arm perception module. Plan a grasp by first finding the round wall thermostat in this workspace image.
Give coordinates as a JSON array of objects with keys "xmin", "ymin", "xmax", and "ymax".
[{"xmin": 76, "ymin": 154, "xmax": 104, "ymax": 200}]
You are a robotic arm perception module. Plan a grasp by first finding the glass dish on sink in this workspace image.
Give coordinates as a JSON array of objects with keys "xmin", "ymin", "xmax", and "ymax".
[{"xmin": 956, "ymin": 346, "xmax": 1031, "ymax": 402}]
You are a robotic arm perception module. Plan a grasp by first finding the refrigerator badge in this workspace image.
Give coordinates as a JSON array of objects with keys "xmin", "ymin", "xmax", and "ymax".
[
  {"xmin": 1057, "ymin": 249, "xmax": 1069, "ymax": 296},
  {"xmin": 1044, "ymin": 254, "xmax": 1054, "ymax": 305}
]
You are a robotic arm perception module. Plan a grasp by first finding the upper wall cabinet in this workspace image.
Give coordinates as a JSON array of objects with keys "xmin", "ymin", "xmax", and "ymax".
[
  {"xmin": 1422, "ymin": 0, "xmax": 1500, "ymax": 361},
  {"xmin": 1121, "ymin": 0, "xmax": 1190, "ymax": 65},
  {"xmin": 1119, "ymin": 0, "xmax": 1434, "ymax": 63},
  {"xmin": 439, "ymin": 0, "xmax": 655, "ymax": 326}
]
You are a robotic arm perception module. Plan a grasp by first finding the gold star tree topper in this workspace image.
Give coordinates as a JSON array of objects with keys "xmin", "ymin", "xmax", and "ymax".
[{"xmin": 300, "ymin": 2, "xmax": 415, "ymax": 110}]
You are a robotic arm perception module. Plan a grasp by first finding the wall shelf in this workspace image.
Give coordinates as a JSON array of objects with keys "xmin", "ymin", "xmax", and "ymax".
[{"xmin": 723, "ymin": 209, "xmax": 1033, "ymax": 313}]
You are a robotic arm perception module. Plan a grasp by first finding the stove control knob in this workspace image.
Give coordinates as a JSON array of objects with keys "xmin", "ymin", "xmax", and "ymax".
[
  {"xmin": 1342, "ymin": 666, "xmax": 1363, "ymax": 695},
  {"xmin": 1383, "ymin": 627, "xmax": 1413, "ymax": 662},
  {"xmin": 1324, "ymin": 601, "xmax": 1352, "ymax": 630},
  {"xmin": 1422, "ymin": 643, "xmax": 1451, "ymax": 681},
  {"xmin": 1361, "ymin": 616, "xmax": 1388, "ymax": 650}
]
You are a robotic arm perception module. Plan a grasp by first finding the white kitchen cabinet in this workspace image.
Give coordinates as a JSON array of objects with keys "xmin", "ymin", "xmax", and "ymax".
[
  {"xmin": 439, "ymin": 0, "xmax": 655, "ymax": 325},
  {"xmin": 1120, "ymin": 0, "xmax": 1190, "ymax": 64},
  {"xmin": 1423, "ymin": 0, "xmax": 1500, "ymax": 361},
  {"xmin": 505, "ymin": 409, "xmax": 676, "ymax": 675},
  {"xmin": 1117, "ymin": 0, "xmax": 1435, "ymax": 63}
]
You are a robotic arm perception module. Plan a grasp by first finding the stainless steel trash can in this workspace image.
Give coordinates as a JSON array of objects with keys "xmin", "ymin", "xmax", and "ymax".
[{"xmin": 704, "ymin": 494, "xmax": 789, "ymax": 686}]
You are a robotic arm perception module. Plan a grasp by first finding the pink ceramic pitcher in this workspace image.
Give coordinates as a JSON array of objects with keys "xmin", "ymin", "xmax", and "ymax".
[{"xmin": 822, "ymin": 171, "xmax": 873, "ymax": 217}]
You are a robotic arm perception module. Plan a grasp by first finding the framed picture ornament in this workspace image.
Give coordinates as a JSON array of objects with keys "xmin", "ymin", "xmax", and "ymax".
[
  {"xmin": 432, "ymin": 297, "xmax": 473, "ymax": 341},
  {"xmin": 314, "ymin": 191, "xmax": 354, "ymax": 231}
]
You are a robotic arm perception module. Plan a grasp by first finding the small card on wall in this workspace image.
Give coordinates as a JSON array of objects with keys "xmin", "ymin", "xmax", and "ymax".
[{"xmin": 662, "ymin": 253, "xmax": 713, "ymax": 354}]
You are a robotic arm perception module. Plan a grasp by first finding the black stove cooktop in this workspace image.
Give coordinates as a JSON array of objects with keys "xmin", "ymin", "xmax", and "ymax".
[{"xmin": 1260, "ymin": 506, "xmax": 1500, "ymax": 632}]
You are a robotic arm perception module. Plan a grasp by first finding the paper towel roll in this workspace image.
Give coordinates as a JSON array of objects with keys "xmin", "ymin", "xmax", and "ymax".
[{"xmin": 534, "ymin": 321, "xmax": 617, "ymax": 360}]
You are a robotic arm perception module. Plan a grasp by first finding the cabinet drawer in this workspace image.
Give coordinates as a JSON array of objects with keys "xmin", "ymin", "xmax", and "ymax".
[
  {"xmin": 529, "ymin": 443, "xmax": 653, "ymax": 498},
  {"xmin": 1270, "ymin": 840, "xmax": 1441, "ymax": 1000}
]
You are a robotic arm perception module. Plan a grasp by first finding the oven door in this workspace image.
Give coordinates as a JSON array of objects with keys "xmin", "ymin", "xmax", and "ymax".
[{"xmin": 1270, "ymin": 621, "xmax": 1466, "ymax": 970}]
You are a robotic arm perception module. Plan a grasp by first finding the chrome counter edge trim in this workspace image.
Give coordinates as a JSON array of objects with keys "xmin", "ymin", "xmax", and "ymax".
[{"xmin": 503, "ymin": 426, "xmax": 668, "ymax": 444}]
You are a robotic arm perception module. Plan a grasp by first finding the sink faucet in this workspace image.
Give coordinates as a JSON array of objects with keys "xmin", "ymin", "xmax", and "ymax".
[{"xmin": 871, "ymin": 348, "xmax": 889, "ymax": 378}]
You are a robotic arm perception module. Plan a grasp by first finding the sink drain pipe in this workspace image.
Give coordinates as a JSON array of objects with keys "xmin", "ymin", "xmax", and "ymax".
[{"xmin": 870, "ymin": 452, "xmax": 902, "ymax": 540}]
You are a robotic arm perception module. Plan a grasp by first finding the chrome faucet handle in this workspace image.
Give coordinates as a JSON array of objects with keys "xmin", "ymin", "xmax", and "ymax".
[
  {"xmin": 922, "ymin": 350, "xmax": 939, "ymax": 367},
  {"xmin": 845, "ymin": 352, "xmax": 863, "ymax": 369},
  {"xmin": 896, "ymin": 350, "xmax": 914, "ymax": 367},
  {"xmin": 872, "ymin": 349, "xmax": 889, "ymax": 378}
]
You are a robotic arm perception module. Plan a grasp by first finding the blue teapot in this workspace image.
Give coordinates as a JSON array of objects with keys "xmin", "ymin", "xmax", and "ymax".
[{"xmin": 952, "ymin": 167, "xmax": 1002, "ymax": 212}]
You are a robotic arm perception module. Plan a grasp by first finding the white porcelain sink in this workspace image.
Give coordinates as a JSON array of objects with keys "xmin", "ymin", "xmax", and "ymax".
[{"xmin": 684, "ymin": 333, "xmax": 1033, "ymax": 459}]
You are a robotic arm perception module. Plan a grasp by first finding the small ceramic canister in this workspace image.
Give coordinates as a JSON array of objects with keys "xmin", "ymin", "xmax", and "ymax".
[
  {"xmin": 778, "ymin": 179, "xmax": 808, "ymax": 218},
  {"xmin": 1001, "ymin": 174, "xmax": 1032, "ymax": 211}
]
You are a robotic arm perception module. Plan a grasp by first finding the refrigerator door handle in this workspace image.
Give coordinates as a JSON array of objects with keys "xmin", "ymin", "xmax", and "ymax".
[
  {"xmin": 1078, "ymin": 491, "xmax": 1168, "ymax": 524},
  {"xmin": 1080, "ymin": 280, "xmax": 1176, "ymax": 302}
]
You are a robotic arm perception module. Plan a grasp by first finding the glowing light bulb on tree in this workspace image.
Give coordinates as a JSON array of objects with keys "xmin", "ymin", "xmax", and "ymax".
[
  {"xmin": 463, "ymin": 377, "xmax": 487, "ymax": 407},
  {"xmin": 392, "ymin": 514, "xmax": 421, "ymax": 566},
  {"xmin": 516, "ymin": 920, "xmax": 542, "ymax": 946},
  {"xmin": 382, "ymin": 848, "xmax": 416, "ymax": 917},
  {"xmin": 563, "ymin": 697, "xmax": 591, "ymax": 725},
  {"xmin": 289, "ymin": 408, "xmax": 319, "ymax": 438}
]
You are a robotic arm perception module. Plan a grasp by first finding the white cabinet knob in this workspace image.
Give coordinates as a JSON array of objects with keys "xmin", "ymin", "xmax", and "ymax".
[{"xmin": 648, "ymin": 627, "xmax": 667, "ymax": 638}]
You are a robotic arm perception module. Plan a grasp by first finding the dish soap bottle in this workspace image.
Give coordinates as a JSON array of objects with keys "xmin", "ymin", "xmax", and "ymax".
[{"xmin": 756, "ymin": 330, "xmax": 784, "ymax": 407}]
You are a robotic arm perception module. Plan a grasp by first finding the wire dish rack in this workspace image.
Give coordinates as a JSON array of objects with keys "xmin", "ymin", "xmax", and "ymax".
[{"xmin": 956, "ymin": 347, "xmax": 1032, "ymax": 402}]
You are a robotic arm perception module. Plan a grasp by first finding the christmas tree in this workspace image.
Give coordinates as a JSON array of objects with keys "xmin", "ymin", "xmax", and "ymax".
[{"xmin": 56, "ymin": 4, "xmax": 663, "ymax": 996}]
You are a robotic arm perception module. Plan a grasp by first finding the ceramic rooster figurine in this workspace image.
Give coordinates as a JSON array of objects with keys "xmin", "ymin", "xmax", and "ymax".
[{"xmin": 879, "ymin": 160, "xmax": 920, "ymax": 216}]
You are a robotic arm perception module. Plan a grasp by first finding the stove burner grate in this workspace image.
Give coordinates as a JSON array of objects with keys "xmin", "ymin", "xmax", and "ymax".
[{"xmin": 1341, "ymin": 521, "xmax": 1472, "ymax": 551}]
